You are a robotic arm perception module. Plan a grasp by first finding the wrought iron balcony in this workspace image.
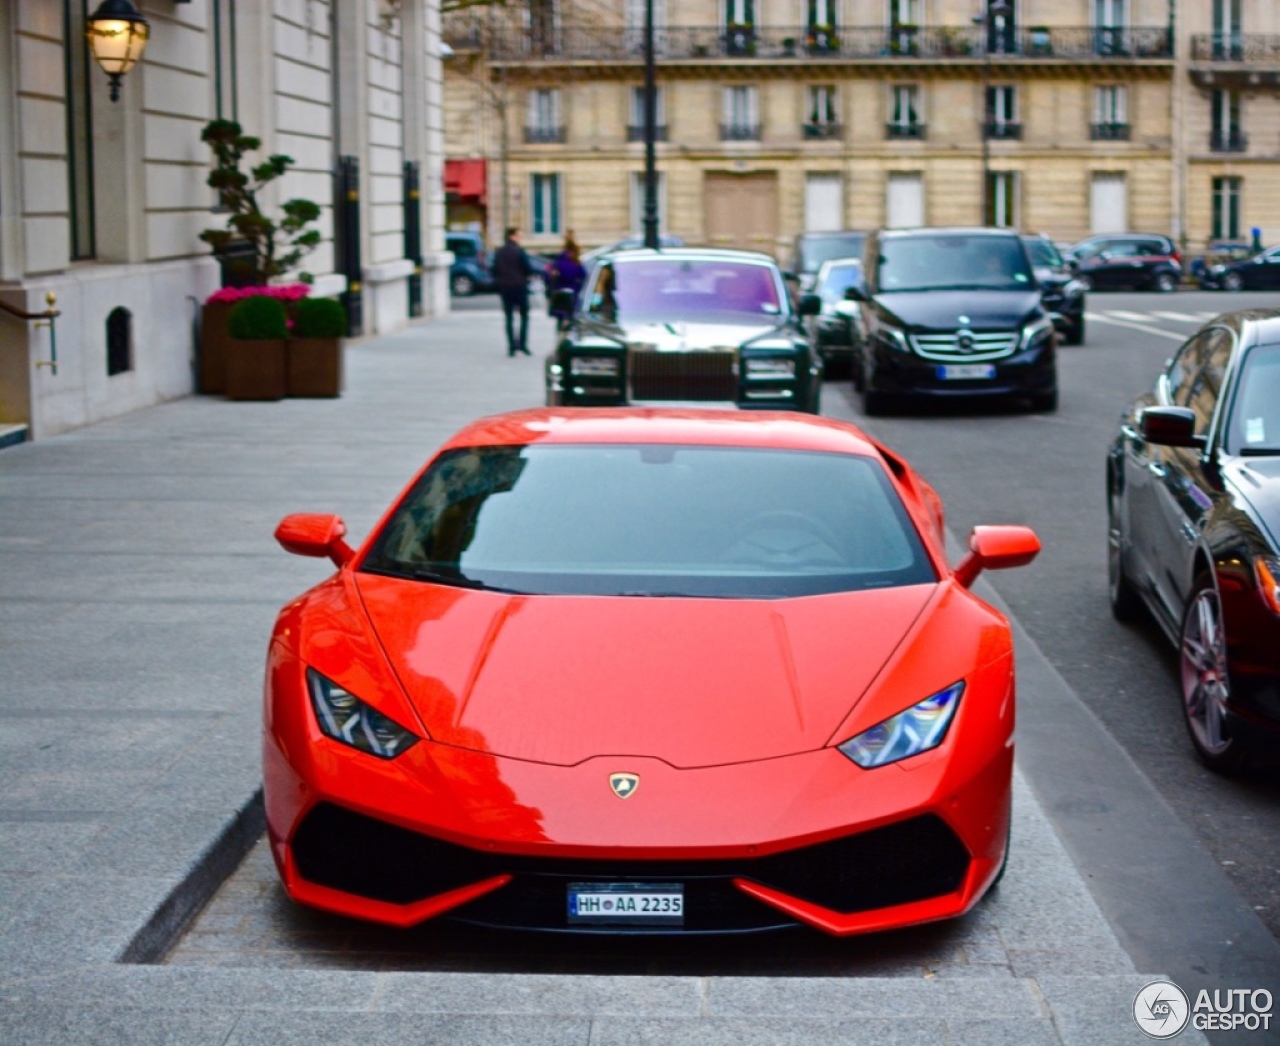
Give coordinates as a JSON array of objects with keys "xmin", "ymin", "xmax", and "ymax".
[
  {"xmin": 802, "ymin": 122, "xmax": 843, "ymax": 140},
  {"xmin": 1090, "ymin": 122, "xmax": 1131, "ymax": 141},
  {"xmin": 1191, "ymin": 34, "xmax": 1280, "ymax": 61},
  {"xmin": 720, "ymin": 123, "xmax": 762, "ymax": 142},
  {"xmin": 523, "ymin": 126, "xmax": 567, "ymax": 144},
  {"xmin": 472, "ymin": 25, "xmax": 1173, "ymax": 63},
  {"xmin": 886, "ymin": 122, "xmax": 927, "ymax": 140},
  {"xmin": 1210, "ymin": 129, "xmax": 1248, "ymax": 153},
  {"xmin": 984, "ymin": 121, "xmax": 1023, "ymax": 140},
  {"xmin": 626, "ymin": 124, "xmax": 669, "ymax": 142}
]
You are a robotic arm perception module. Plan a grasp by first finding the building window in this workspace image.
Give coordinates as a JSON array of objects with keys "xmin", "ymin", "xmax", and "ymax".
[
  {"xmin": 1210, "ymin": 90, "xmax": 1245, "ymax": 152},
  {"xmin": 530, "ymin": 173, "xmax": 562, "ymax": 235},
  {"xmin": 628, "ymin": 87, "xmax": 667, "ymax": 142},
  {"xmin": 806, "ymin": 0, "xmax": 838, "ymax": 51},
  {"xmin": 721, "ymin": 85, "xmax": 760, "ymax": 141},
  {"xmin": 804, "ymin": 85, "xmax": 841, "ymax": 139},
  {"xmin": 525, "ymin": 89, "xmax": 565, "ymax": 144},
  {"xmin": 890, "ymin": 0, "xmax": 918, "ymax": 26},
  {"xmin": 888, "ymin": 0, "xmax": 919, "ymax": 54},
  {"xmin": 106, "ymin": 308, "xmax": 133, "ymax": 376},
  {"xmin": 887, "ymin": 85, "xmax": 924, "ymax": 139},
  {"xmin": 1091, "ymin": 85, "xmax": 1129, "ymax": 140},
  {"xmin": 630, "ymin": 172, "xmax": 667, "ymax": 235},
  {"xmin": 985, "ymin": 86, "xmax": 1021, "ymax": 139},
  {"xmin": 725, "ymin": 0, "xmax": 754, "ymax": 28},
  {"xmin": 1212, "ymin": 0, "xmax": 1242, "ymax": 59},
  {"xmin": 212, "ymin": 0, "xmax": 239, "ymax": 122},
  {"xmin": 64, "ymin": 0, "xmax": 96, "ymax": 260},
  {"xmin": 1094, "ymin": 0, "xmax": 1129, "ymax": 55},
  {"xmin": 624, "ymin": 0, "xmax": 667, "ymax": 54},
  {"xmin": 1212, "ymin": 176, "xmax": 1242, "ymax": 239},
  {"xmin": 528, "ymin": 0, "xmax": 558, "ymax": 55},
  {"xmin": 987, "ymin": 171, "xmax": 1019, "ymax": 228}
]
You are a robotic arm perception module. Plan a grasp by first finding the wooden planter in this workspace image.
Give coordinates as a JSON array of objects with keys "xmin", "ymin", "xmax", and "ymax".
[
  {"xmin": 225, "ymin": 339, "xmax": 287, "ymax": 401},
  {"xmin": 287, "ymin": 338, "xmax": 343, "ymax": 398},
  {"xmin": 198, "ymin": 302, "xmax": 236, "ymax": 394}
]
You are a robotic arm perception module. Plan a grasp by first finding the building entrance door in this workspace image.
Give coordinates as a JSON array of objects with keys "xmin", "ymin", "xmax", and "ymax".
[{"xmin": 704, "ymin": 172, "xmax": 779, "ymax": 255}]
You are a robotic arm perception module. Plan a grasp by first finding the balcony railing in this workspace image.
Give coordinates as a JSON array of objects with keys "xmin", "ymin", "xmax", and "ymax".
[
  {"xmin": 524, "ymin": 126, "xmax": 567, "ymax": 144},
  {"xmin": 886, "ymin": 122, "xmax": 927, "ymax": 140},
  {"xmin": 984, "ymin": 121, "xmax": 1023, "ymax": 140},
  {"xmin": 1210, "ymin": 129, "xmax": 1248, "ymax": 153},
  {"xmin": 1191, "ymin": 34, "xmax": 1280, "ymax": 61},
  {"xmin": 802, "ymin": 122, "xmax": 843, "ymax": 140},
  {"xmin": 1091, "ymin": 122, "xmax": 1131, "ymax": 141},
  {"xmin": 477, "ymin": 25, "xmax": 1173, "ymax": 62},
  {"xmin": 626, "ymin": 124, "xmax": 669, "ymax": 142},
  {"xmin": 720, "ymin": 123, "xmax": 762, "ymax": 141}
]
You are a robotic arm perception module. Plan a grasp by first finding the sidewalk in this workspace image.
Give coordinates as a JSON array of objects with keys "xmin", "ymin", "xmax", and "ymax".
[{"xmin": 0, "ymin": 305, "xmax": 1204, "ymax": 1044}]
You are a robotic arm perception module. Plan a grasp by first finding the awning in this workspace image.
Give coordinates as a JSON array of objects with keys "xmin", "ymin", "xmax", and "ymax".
[{"xmin": 445, "ymin": 159, "xmax": 487, "ymax": 204}]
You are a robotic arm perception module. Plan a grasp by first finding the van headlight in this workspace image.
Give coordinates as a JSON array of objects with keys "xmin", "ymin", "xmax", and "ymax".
[{"xmin": 1020, "ymin": 316, "xmax": 1054, "ymax": 350}]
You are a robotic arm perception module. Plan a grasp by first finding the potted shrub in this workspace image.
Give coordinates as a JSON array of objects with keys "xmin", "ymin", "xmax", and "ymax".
[
  {"xmin": 226, "ymin": 295, "xmax": 288, "ymax": 401},
  {"xmin": 288, "ymin": 297, "xmax": 347, "ymax": 398},
  {"xmin": 199, "ymin": 284, "xmax": 309, "ymax": 394}
]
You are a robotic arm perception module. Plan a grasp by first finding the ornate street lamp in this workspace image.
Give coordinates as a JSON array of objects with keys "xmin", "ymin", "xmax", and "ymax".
[
  {"xmin": 86, "ymin": 0, "xmax": 150, "ymax": 102},
  {"xmin": 641, "ymin": 0, "xmax": 659, "ymax": 249}
]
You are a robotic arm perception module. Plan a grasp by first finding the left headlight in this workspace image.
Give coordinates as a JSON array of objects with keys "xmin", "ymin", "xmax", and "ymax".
[
  {"xmin": 744, "ymin": 357, "xmax": 796, "ymax": 378},
  {"xmin": 837, "ymin": 682, "xmax": 964, "ymax": 769},
  {"xmin": 1019, "ymin": 315, "xmax": 1055, "ymax": 350},
  {"xmin": 307, "ymin": 669, "xmax": 419, "ymax": 759}
]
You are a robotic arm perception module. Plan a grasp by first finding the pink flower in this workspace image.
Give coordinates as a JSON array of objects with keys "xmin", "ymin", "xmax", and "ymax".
[{"xmin": 205, "ymin": 283, "xmax": 311, "ymax": 305}]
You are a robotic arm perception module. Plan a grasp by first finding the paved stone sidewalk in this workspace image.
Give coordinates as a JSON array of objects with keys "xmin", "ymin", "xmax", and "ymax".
[{"xmin": 0, "ymin": 306, "xmax": 1204, "ymax": 1043}]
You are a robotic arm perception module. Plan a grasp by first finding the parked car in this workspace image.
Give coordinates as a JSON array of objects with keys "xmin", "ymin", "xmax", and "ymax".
[
  {"xmin": 1065, "ymin": 233, "xmax": 1182, "ymax": 293},
  {"xmin": 1191, "ymin": 241, "xmax": 1253, "ymax": 286},
  {"xmin": 1021, "ymin": 234, "xmax": 1087, "ymax": 345},
  {"xmin": 580, "ymin": 234, "xmax": 685, "ymax": 267},
  {"xmin": 446, "ymin": 232, "xmax": 494, "ymax": 297},
  {"xmin": 546, "ymin": 247, "xmax": 822, "ymax": 413},
  {"xmin": 787, "ymin": 230, "xmax": 869, "ymax": 293},
  {"xmin": 1200, "ymin": 245, "xmax": 1280, "ymax": 291},
  {"xmin": 1107, "ymin": 309, "xmax": 1280, "ymax": 773},
  {"xmin": 847, "ymin": 227, "xmax": 1058, "ymax": 414},
  {"xmin": 808, "ymin": 258, "xmax": 867, "ymax": 379},
  {"xmin": 266, "ymin": 406, "xmax": 1041, "ymax": 932}
]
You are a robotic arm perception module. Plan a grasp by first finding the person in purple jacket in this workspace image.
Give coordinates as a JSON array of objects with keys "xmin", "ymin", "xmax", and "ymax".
[{"xmin": 546, "ymin": 233, "xmax": 587, "ymax": 331}]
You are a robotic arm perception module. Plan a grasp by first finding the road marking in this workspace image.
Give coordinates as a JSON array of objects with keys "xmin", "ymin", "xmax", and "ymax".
[
  {"xmin": 1086, "ymin": 312, "xmax": 1186, "ymax": 342},
  {"xmin": 1150, "ymin": 311, "xmax": 1205, "ymax": 323},
  {"xmin": 1105, "ymin": 310, "xmax": 1154, "ymax": 322}
]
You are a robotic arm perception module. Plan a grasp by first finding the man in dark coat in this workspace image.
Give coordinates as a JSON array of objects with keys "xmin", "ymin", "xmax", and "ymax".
[{"xmin": 492, "ymin": 227, "xmax": 539, "ymax": 356}]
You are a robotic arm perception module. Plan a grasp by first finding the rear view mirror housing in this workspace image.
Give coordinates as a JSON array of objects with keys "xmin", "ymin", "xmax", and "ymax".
[
  {"xmin": 275, "ymin": 513, "xmax": 355, "ymax": 567},
  {"xmin": 954, "ymin": 525, "xmax": 1041, "ymax": 588},
  {"xmin": 1139, "ymin": 406, "xmax": 1204, "ymax": 449}
]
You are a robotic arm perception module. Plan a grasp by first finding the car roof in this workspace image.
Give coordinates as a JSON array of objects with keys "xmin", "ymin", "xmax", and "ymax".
[
  {"xmin": 600, "ymin": 247, "xmax": 781, "ymax": 266},
  {"xmin": 1217, "ymin": 308, "xmax": 1280, "ymax": 347},
  {"xmin": 877, "ymin": 226, "xmax": 1023, "ymax": 240},
  {"xmin": 441, "ymin": 408, "xmax": 883, "ymax": 458}
]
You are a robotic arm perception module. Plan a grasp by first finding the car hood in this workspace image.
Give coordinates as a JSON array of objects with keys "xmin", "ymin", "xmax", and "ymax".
[
  {"xmin": 617, "ymin": 318, "xmax": 787, "ymax": 350},
  {"xmin": 355, "ymin": 575, "xmax": 935, "ymax": 768},
  {"xmin": 875, "ymin": 290, "xmax": 1041, "ymax": 331},
  {"xmin": 1226, "ymin": 456, "xmax": 1280, "ymax": 547}
]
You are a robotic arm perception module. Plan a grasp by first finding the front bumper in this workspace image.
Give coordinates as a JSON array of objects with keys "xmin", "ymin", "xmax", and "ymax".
[{"xmin": 865, "ymin": 337, "xmax": 1056, "ymax": 401}]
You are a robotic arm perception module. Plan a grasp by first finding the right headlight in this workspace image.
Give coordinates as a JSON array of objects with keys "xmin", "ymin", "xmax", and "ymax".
[
  {"xmin": 307, "ymin": 669, "xmax": 419, "ymax": 760},
  {"xmin": 837, "ymin": 682, "xmax": 964, "ymax": 768},
  {"xmin": 876, "ymin": 318, "xmax": 910, "ymax": 352},
  {"xmin": 569, "ymin": 356, "xmax": 620, "ymax": 377}
]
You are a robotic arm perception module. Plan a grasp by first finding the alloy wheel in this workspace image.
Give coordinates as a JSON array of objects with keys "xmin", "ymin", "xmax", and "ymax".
[{"xmin": 1180, "ymin": 586, "xmax": 1232, "ymax": 758}]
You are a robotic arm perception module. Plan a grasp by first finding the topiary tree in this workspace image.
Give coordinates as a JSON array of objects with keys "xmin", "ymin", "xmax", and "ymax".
[{"xmin": 199, "ymin": 119, "xmax": 322, "ymax": 286}]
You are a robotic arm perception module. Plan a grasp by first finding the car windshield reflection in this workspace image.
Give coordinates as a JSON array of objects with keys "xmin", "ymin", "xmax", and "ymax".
[
  {"xmin": 878, "ymin": 235, "xmax": 1035, "ymax": 293},
  {"xmin": 584, "ymin": 259, "xmax": 784, "ymax": 325}
]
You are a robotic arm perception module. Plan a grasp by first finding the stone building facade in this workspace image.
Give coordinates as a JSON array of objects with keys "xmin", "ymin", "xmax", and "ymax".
[
  {"xmin": 1, "ymin": 0, "xmax": 450, "ymax": 443},
  {"xmin": 443, "ymin": 0, "xmax": 1279, "ymax": 260}
]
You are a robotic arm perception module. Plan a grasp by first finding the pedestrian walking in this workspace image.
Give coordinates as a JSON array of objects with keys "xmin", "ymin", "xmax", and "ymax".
[
  {"xmin": 492, "ymin": 226, "xmax": 539, "ymax": 356},
  {"xmin": 546, "ymin": 232, "xmax": 587, "ymax": 331}
]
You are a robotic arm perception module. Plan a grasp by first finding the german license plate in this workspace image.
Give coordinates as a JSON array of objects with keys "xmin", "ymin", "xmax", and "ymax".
[
  {"xmin": 937, "ymin": 364, "xmax": 996, "ymax": 380},
  {"xmin": 567, "ymin": 883, "xmax": 684, "ymax": 926}
]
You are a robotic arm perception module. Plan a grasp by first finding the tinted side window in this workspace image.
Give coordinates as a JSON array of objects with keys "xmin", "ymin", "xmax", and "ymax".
[
  {"xmin": 1136, "ymin": 241, "xmax": 1166, "ymax": 256},
  {"xmin": 1185, "ymin": 328, "xmax": 1234, "ymax": 435},
  {"xmin": 1167, "ymin": 331, "xmax": 1214, "ymax": 406},
  {"xmin": 448, "ymin": 238, "xmax": 476, "ymax": 259}
]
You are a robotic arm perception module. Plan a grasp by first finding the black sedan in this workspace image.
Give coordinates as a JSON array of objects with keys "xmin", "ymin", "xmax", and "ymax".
[
  {"xmin": 1200, "ymin": 245, "xmax": 1280, "ymax": 291},
  {"xmin": 808, "ymin": 258, "xmax": 866, "ymax": 380},
  {"xmin": 1022, "ymin": 235, "xmax": 1086, "ymax": 345},
  {"xmin": 1107, "ymin": 309, "xmax": 1280, "ymax": 772}
]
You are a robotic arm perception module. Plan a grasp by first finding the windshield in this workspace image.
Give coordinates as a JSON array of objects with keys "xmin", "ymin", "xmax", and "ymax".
[
  {"xmin": 802, "ymin": 234, "xmax": 866, "ymax": 273},
  {"xmin": 1023, "ymin": 238, "xmax": 1063, "ymax": 268},
  {"xmin": 583, "ymin": 258, "xmax": 784, "ymax": 325},
  {"xmin": 818, "ymin": 264, "xmax": 864, "ymax": 306},
  {"xmin": 1225, "ymin": 343, "xmax": 1280, "ymax": 456},
  {"xmin": 362, "ymin": 444, "xmax": 937, "ymax": 598},
  {"xmin": 877, "ymin": 234, "xmax": 1035, "ymax": 293}
]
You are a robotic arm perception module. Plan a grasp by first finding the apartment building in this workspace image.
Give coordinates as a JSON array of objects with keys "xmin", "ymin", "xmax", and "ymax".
[
  {"xmin": 443, "ymin": 0, "xmax": 1279, "ymax": 258},
  {"xmin": 1, "ymin": 0, "xmax": 450, "ymax": 442}
]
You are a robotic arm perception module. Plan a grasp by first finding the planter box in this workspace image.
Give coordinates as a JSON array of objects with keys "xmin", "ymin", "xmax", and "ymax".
[
  {"xmin": 288, "ymin": 338, "xmax": 343, "ymax": 398},
  {"xmin": 198, "ymin": 301, "xmax": 236, "ymax": 394},
  {"xmin": 225, "ymin": 339, "xmax": 287, "ymax": 401}
]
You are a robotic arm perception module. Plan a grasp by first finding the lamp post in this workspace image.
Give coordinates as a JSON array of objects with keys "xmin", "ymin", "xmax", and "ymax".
[
  {"xmin": 641, "ymin": 0, "xmax": 659, "ymax": 249},
  {"xmin": 86, "ymin": 0, "xmax": 150, "ymax": 102},
  {"xmin": 974, "ymin": 0, "xmax": 1012, "ymax": 225}
]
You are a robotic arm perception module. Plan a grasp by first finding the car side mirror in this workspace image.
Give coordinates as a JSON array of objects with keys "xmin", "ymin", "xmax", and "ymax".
[
  {"xmin": 843, "ymin": 285, "xmax": 867, "ymax": 303},
  {"xmin": 953, "ymin": 525, "xmax": 1041, "ymax": 589},
  {"xmin": 797, "ymin": 293, "xmax": 822, "ymax": 316},
  {"xmin": 275, "ymin": 513, "xmax": 355, "ymax": 567},
  {"xmin": 1139, "ymin": 406, "xmax": 1204, "ymax": 449}
]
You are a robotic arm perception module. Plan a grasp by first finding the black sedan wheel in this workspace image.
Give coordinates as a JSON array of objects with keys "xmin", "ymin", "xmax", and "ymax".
[
  {"xmin": 1062, "ymin": 315, "xmax": 1085, "ymax": 346},
  {"xmin": 1222, "ymin": 271, "xmax": 1245, "ymax": 292},
  {"xmin": 1153, "ymin": 271, "xmax": 1179, "ymax": 294},
  {"xmin": 1180, "ymin": 576, "xmax": 1251, "ymax": 774},
  {"xmin": 451, "ymin": 273, "xmax": 476, "ymax": 297}
]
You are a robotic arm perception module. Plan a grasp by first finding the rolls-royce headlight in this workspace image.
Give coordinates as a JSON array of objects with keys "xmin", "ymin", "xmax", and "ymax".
[
  {"xmin": 744, "ymin": 358, "xmax": 796, "ymax": 378},
  {"xmin": 569, "ymin": 357, "xmax": 620, "ymax": 377}
]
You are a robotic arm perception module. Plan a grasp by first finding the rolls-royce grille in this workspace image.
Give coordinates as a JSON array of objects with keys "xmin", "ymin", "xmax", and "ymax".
[
  {"xmin": 292, "ymin": 803, "xmax": 971, "ymax": 932},
  {"xmin": 630, "ymin": 350, "xmax": 737, "ymax": 401},
  {"xmin": 909, "ymin": 331, "xmax": 1019, "ymax": 363}
]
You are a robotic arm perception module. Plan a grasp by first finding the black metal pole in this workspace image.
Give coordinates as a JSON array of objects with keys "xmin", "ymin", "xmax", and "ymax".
[{"xmin": 642, "ymin": 0, "xmax": 659, "ymax": 249}]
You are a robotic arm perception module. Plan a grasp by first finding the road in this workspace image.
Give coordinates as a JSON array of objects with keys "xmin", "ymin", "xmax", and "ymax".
[{"xmin": 823, "ymin": 289, "xmax": 1280, "ymax": 943}]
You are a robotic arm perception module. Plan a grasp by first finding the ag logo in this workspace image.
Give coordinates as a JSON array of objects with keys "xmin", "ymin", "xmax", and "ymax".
[
  {"xmin": 1133, "ymin": 980, "xmax": 1190, "ymax": 1039},
  {"xmin": 609, "ymin": 772, "xmax": 640, "ymax": 799}
]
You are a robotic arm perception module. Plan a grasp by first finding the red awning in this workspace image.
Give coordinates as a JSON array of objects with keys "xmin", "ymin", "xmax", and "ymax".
[{"xmin": 445, "ymin": 159, "xmax": 487, "ymax": 203}]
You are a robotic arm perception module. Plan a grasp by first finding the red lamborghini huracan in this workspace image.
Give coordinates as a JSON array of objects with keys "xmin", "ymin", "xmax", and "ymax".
[{"xmin": 264, "ymin": 408, "xmax": 1040, "ymax": 935}]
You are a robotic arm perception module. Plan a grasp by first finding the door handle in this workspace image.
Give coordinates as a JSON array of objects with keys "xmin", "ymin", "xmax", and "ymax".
[{"xmin": 1181, "ymin": 522, "xmax": 1198, "ymax": 542}]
